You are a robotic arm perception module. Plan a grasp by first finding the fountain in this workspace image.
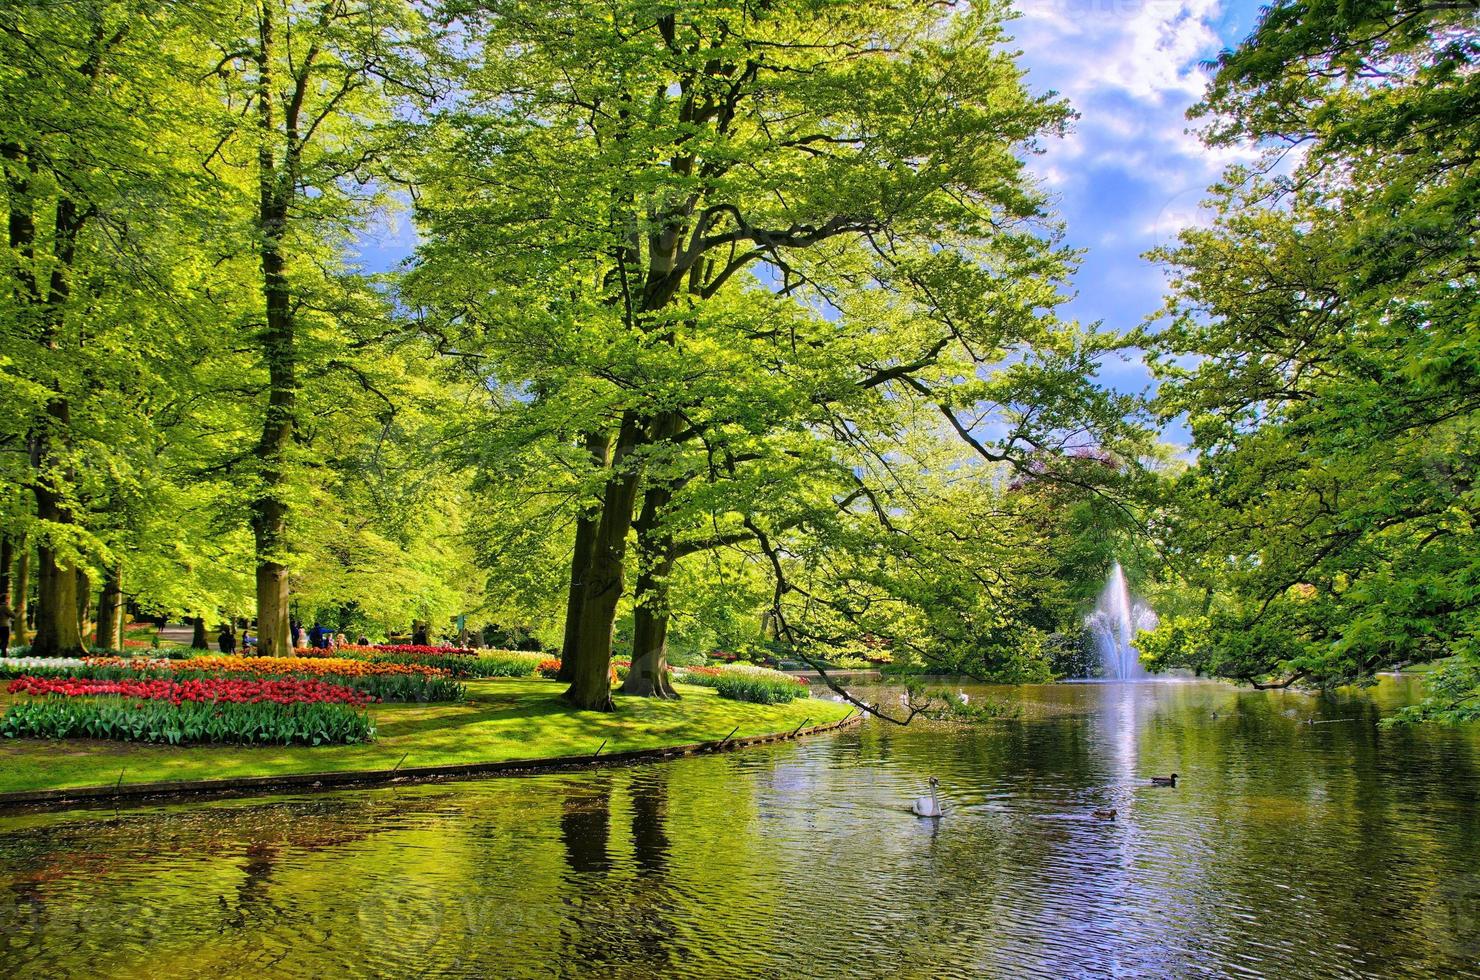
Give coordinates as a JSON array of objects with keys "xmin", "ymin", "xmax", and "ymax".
[{"xmin": 1084, "ymin": 563, "xmax": 1158, "ymax": 679}]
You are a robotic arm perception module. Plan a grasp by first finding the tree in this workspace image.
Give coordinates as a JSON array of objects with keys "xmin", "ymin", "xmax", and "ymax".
[
  {"xmin": 1144, "ymin": 0, "xmax": 1480, "ymax": 698},
  {"xmin": 0, "ymin": 1, "xmax": 221, "ymax": 655},
  {"xmin": 414, "ymin": 0, "xmax": 1089, "ymax": 709},
  {"xmin": 204, "ymin": 0, "xmax": 437, "ymax": 655}
]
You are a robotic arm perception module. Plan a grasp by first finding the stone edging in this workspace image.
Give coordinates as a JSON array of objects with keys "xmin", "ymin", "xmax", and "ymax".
[{"xmin": 0, "ymin": 712, "xmax": 864, "ymax": 810}]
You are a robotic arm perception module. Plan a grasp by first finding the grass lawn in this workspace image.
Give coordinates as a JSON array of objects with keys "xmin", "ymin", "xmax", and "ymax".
[{"xmin": 0, "ymin": 677, "xmax": 852, "ymax": 795}]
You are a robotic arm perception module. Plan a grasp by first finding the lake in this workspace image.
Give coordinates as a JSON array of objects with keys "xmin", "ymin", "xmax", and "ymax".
[{"xmin": 1, "ymin": 676, "xmax": 1477, "ymax": 978}]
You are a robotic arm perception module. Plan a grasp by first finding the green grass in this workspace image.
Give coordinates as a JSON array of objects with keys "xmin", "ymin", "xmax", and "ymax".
[{"xmin": 0, "ymin": 677, "xmax": 851, "ymax": 795}]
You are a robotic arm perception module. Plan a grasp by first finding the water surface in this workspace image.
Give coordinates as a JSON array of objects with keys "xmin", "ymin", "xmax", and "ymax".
[{"xmin": 1, "ymin": 677, "xmax": 1477, "ymax": 978}]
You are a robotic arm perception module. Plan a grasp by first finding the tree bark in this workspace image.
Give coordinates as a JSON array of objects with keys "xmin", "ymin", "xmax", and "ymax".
[
  {"xmin": 564, "ymin": 413, "xmax": 647, "ymax": 711},
  {"xmin": 559, "ymin": 430, "xmax": 613, "ymax": 683},
  {"xmin": 248, "ymin": 4, "xmax": 296, "ymax": 658},
  {"xmin": 13, "ymin": 534, "xmax": 29, "ymax": 644},
  {"xmin": 95, "ymin": 562, "xmax": 123, "ymax": 651},
  {"xmin": 0, "ymin": 533, "xmax": 12, "ymax": 651},
  {"xmin": 623, "ymin": 472, "xmax": 680, "ymax": 699},
  {"xmin": 29, "ymin": 411, "xmax": 84, "ymax": 658},
  {"xmin": 7, "ymin": 139, "xmax": 85, "ymax": 658},
  {"xmin": 75, "ymin": 566, "xmax": 91, "ymax": 644}
]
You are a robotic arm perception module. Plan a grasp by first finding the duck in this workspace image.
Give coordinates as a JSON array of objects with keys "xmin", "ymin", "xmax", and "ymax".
[
  {"xmin": 1091, "ymin": 808, "xmax": 1117, "ymax": 821},
  {"xmin": 1150, "ymin": 773, "xmax": 1179, "ymax": 787},
  {"xmin": 912, "ymin": 776, "xmax": 943, "ymax": 818}
]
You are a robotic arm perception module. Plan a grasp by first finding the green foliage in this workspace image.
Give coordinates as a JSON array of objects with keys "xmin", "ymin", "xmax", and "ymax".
[
  {"xmin": 408, "ymin": 0, "xmax": 1149, "ymax": 699},
  {"xmin": 919, "ymin": 688, "xmax": 1022, "ymax": 722},
  {"xmin": 1386, "ymin": 659, "xmax": 1480, "ymax": 725},
  {"xmin": 1143, "ymin": 1, "xmax": 1480, "ymax": 698},
  {"xmin": 0, "ymin": 698, "xmax": 375, "ymax": 746}
]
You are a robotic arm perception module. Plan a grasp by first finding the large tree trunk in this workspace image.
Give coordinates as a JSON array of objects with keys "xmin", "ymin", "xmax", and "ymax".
[
  {"xmin": 564, "ymin": 413, "xmax": 647, "ymax": 711},
  {"xmin": 0, "ymin": 533, "xmax": 12, "ymax": 651},
  {"xmin": 29, "ymin": 408, "xmax": 84, "ymax": 658},
  {"xmin": 8, "ymin": 144, "xmax": 85, "ymax": 658},
  {"xmin": 95, "ymin": 562, "xmax": 123, "ymax": 651},
  {"xmin": 559, "ymin": 430, "xmax": 613, "ymax": 683},
  {"xmin": 13, "ymin": 534, "xmax": 29, "ymax": 644},
  {"xmin": 248, "ymin": 225, "xmax": 295, "ymax": 655},
  {"xmin": 248, "ymin": 5, "xmax": 296, "ymax": 659},
  {"xmin": 623, "ymin": 477, "xmax": 680, "ymax": 699}
]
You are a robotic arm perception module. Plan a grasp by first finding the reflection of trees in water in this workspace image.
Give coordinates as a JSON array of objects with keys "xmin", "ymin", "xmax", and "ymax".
[
  {"xmin": 554, "ymin": 767, "xmax": 680, "ymax": 975},
  {"xmin": 629, "ymin": 769, "xmax": 669, "ymax": 877},
  {"xmin": 557, "ymin": 774, "xmax": 616, "ymax": 970},
  {"xmin": 222, "ymin": 839, "xmax": 283, "ymax": 931},
  {"xmin": 0, "ymin": 790, "xmax": 470, "ymax": 972},
  {"xmin": 619, "ymin": 768, "xmax": 678, "ymax": 974},
  {"xmin": 560, "ymin": 778, "xmax": 613, "ymax": 876}
]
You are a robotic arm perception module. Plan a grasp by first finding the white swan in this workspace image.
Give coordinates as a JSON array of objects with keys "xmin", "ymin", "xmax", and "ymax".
[
  {"xmin": 912, "ymin": 776, "xmax": 943, "ymax": 817},
  {"xmin": 957, "ymin": 689, "xmax": 970, "ymax": 705}
]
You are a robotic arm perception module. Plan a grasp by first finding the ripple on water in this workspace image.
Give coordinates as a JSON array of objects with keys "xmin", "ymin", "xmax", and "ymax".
[{"xmin": 0, "ymin": 677, "xmax": 1477, "ymax": 979}]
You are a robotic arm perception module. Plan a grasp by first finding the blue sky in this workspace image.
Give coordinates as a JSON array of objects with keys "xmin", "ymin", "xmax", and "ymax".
[{"xmin": 1010, "ymin": 0, "xmax": 1265, "ymax": 428}]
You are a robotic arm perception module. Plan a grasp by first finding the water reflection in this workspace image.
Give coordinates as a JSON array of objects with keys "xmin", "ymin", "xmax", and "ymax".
[
  {"xmin": 629, "ymin": 769, "xmax": 669, "ymax": 876},
  {"xmin": 560, "ymin": 777, "xmax": 612, "ymax": 876},
  {"xmin": 0, "ymin": 677, "xmax": 1476, "ymax": 979}
]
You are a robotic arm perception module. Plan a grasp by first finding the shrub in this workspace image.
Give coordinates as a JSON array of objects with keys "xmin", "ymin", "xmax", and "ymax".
[{"xmin": 0, "ymin": 698, "xmax": 374, "ymax": 745}]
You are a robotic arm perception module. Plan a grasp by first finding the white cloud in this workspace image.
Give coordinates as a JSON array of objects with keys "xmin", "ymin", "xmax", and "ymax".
[
  {"xmin": 1019, "ymin": 0, "xmax": 1224, "ymax": 101},
  {"xmin": 1013, "ymin": 0, "xmax": 1256, "ymax": 235}
]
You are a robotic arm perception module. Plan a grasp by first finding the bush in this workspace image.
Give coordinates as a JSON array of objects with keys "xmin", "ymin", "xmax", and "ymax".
[{"xmin": 0, "ymin": 697, "xmax": 375, "ymax": 745}]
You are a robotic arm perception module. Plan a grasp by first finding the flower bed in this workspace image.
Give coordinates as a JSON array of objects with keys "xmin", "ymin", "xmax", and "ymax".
[
  {"xmin": 363, "ymin": 651, "xmax": 546, "ymax": 679},
  {"xmin": 532, "ymin": 658, "xmax": 624, "ymax": 684},
  {"xmin": 7, "ymin": 675, "xmax": 373, "ymax": 706},
  {"xmin": 674, "ymin": 663, "xmax": 809, "ymax": 704},
  {"xmin": 350, "ymin": 644, "xmax": 480, "ymax": 656},
  {"xmin": 86, "ymin": 655, "xmax": 445, "ymax": 679},
  {"xmin": 0, "ymin": 698, "xmax": 374, "ymax": 745},
  {"xmin": 8, "ymin": 657, "xmax": 466, "ymax": 703}
]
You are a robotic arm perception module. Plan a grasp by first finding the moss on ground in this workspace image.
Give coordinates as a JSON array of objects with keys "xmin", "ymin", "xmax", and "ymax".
[{"xmin": 0, "ymin": 678, "xmax": 850, "ymax": 795}]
